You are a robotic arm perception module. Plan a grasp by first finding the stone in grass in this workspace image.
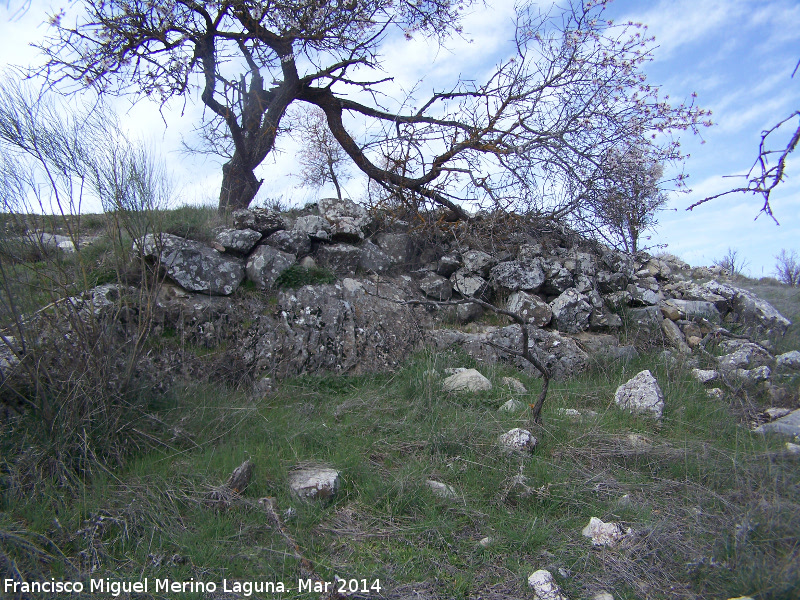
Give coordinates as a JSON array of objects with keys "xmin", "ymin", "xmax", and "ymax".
[
  {"xmin": 785, "ymin": 443, "xmax": 800, "ymax": 456},
  {"xmin": 614, "ymin": 370, "xmax": 664, "ymax": 419},
  {"xmin": 527, "ymin": 570, "xmax": 569, "ymax": 600},
  {"xmin": 706, "ymin": 388, "xmax": 724, "ymax": 401},
  {"xmin": 442, "ymin": 368, "xmax": 492, "ymax": 392},
  {"xmin": 691, "ymin": 368, "xmax": 718, "ymax": 384},
  {"xmin": 501, "ymin": 376, "xmax": 527, "ymax": 394},
  {"xmin": 753, "ymin": 408, "xmax": 800, "ymax": 437},
  {"xmin": 581, "ymin": 517, "xmax": 631, "ymax": 547},
  {"xmin": 426, "ymin": 480, "xmax": 458, "ymax": 499},
  {"xmin": 593, "ymin": 594, "xmax": 615, "ymax": 600},
  {"xmin": 499, "ymin": 399, "xmax": 525, "ymax": 412},
  {"xmin": 498, "ymin": 428, "xmax": 537, "ymax": 454},
  {"xmin": 288, "ymin": 466, "xmax": 341, "ymax": 501}
]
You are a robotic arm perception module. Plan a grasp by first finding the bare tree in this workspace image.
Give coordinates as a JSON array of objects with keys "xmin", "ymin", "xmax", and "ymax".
[
  {"xmin": 713, "ymin": 247, "xmax": 749, "ymax": 277},
  {"xmin": 291, "ymin": 106, "xmax": 350, "ymax": 200},
  {"xmin": 689, "ymin": 62, "xmax": 799, "ymax": 222},
  {"xmin": 774, "ymin": 249, "xmax": 800, "ymax": 286},
  {"xmin": 40, "ymin": 1, "xmax": 710, "ymax": 214}
]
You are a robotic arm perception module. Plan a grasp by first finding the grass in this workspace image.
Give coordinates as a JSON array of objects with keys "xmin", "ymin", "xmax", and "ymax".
[{"xmin": 2, "ymin": 348, "xmax": 798, "ymax": 600}]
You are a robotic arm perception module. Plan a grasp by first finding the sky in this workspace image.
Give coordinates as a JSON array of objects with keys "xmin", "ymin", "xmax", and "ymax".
[{"xmin": 0, "ymin": 0, "xmax": 798, "ymax": 277}]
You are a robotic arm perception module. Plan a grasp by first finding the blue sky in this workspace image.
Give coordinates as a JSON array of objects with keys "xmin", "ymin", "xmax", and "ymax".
[{"xmin": 1, "ymin": 0, "xmax": 798, "ymax": 276}]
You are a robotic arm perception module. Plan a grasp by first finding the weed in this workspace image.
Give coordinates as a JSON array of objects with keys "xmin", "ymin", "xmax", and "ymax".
[{"xmin": 275, "ymin": 264, "xmax": 337, "ymax": 289}]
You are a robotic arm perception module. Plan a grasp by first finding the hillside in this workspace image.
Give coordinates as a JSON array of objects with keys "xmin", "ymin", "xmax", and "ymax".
[{"xmin": 1, "ymin": 203, "xmax": 799, "ymax": 600}]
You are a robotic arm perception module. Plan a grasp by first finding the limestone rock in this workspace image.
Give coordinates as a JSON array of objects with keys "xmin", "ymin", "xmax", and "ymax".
[
  {"xmin": 143, "ymin": 233, "xmax": 245, "ymax": 296},
  {"xmin": 498, "ymin": 428, "xmax": 537, "ymax": 453},
  {"xmin": 661, "ymin": 318, "xmax": 691, "ymax": 354},
  {"xmin": 319, "ymin": 197, "xmax": 371, "ymax": 242},
  {"xmin": 706, "ymin": 388, "xmax": 724, "ymax": 401},
  {"xmin": 442, "ymin": 368, "xmax": 492, "ymax": 392},
  {"xmin": 718, "ymin": 343, "xmax": 774, "ymax": 373},
  {"xmin": 596, "ymin": 270, "xmax": 628, "ymax": 293},
  {"xmin": 264, "ymin": 229, "xmax": 312, "ymax": 257},
  {"xmin": 692, "ymin": 369, "xmax": 718, "ymax": 384},
  {"xmin": 507, "ymin": 291, "xmax": 552, "ymax": 327},
  {"xmin": 292, "ymin": 215, "xmax": 331, "ymax": 241},
  {"xmin": 776, "ymin": 350, "xmax": 800, "ymax": 372},
  {"xmin": 501, "ymin": 376, "xmax": 527, "ymax": 394},
  {"xmin": 614, "ymin": 370, "xmax": 664, "ymax": 419},
  {"xmin": 462, "ymin": 249, "xmax": 495, "ymax": 277},
  {"xmin": 489, "ymin": 260, "xmax": 545, "ymax": 294},
  {"xmin": 527, "ymin": 570, "xmax": 569, "ymax": 600},
  {"xmin": 426, "ymin": 480, "xmax": 458, "ymax": 499},
  {"xmin": 731, "ymin": 366, "xmax": 771, "ymax": 386},
  {"xmin": 541, "ymin": 261, "xmax": 574, "ymax": 295},
  {"xmin": 419, "ymin": 272, "xmax": 453, "ymax": 301},
  {"xmin": 215, "ymin": 228, "xmax": 262, "ymax": 254},
  {"xmin": 451, "ymin": 269, "xmax": 488, "ymax": 299},
  {"xmin": 581, "ymin": 517, "xmax": 631, "ymax": 547},
  {"xmin": 231, "ymin": 208, "xmax": 286, "ymax": 235},
  {"xmin": 499, "ymin": 398, "xmax": 525, "ymax": 412},
  {"xmin": 316, "ymin": 243, "xmax": 361, "ymax": 275},
  {"xmin": 436, "ymin": 253, "xmax": 462, "ymax": 277},
  {"xmin": 550, "ymin": 289, "xmax": 591, "ymax": 333},
  {"xmin": 373, "ymin": 233, "xmax": 411, "ymax": 266},
  {"xmin": 246, "ymin": 245, "xmax": 295, "ymax": 289},
  {"xmin": 358, "ymin": 240, "xmax": 393, "ymax": 273},
  {"xmin": 288, "ymin": 466, "xmax": 341, "ymax": 500},
  {"xmin": 663, "ymin": 299, "xmax": 721, "ymax": 323}
]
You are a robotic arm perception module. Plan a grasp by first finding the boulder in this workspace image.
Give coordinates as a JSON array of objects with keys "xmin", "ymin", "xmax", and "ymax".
[
  {"xmin": 143, "ymin": 233, "xmax": 245, "ymax": 296},
  {"xmin": 373, "ymin": 233, "xmax": 411, "ymax": 266},
  {"xmin": 489, "ymin": 260, "xmax": 545, "ymax": 294},
  {"xmin": 292, "ymin": 214, "xmax": 331, "ymax": 241},
  {"xmin": 501, "ymin": 376, "xmax": 527, "ymax": 394},
  {"xmin": 753, "ymin": 408, "xmax": 800, "ymax": 437},
  {"xmin": 263, "ymin": 229, "xmax": 312, "ymax": 257},
  {"xmin": 288, "ymin": 466, "xmax": 341, "ymax": 501},
  {"xmin": 498, "ymin": 428, "xmax": 537, "ymax": 453},
  {"xmin": 718, "ymin": 343, "xmax": 774, "ymax": 373},
  {"xmin": 418, "ymin": 272, "xmax": 453, "ymax": 301},
  {"xmin": 550, "ymin": 289, "xmax": 591, "ymax": 333},
  {"xmin": 614, "ymin": 370, "xmax": 664, "ymax": 419},
  {"xmin": 436, "ymin": 253, "xmax": 462, "ymax": 277},
  {"xmin": 730, "ymin": 366, "xmax": 771, "ymax": 386},
  {"xmin": 663, "ymin": 299, "xmax": 721, "ymax": 323},
  {"xmin": 451, "ymin": 269, "xmax": 488, "ymax": 299},
  {"xmin": 316, "ymin": 243, "xmax": 361, "ymax": 275},
  {"xmin": 541, "ymin": 261, "xmax": 574, "ymax": 295},
  {"xmin": 231, "ymin": 208, "xmax": 286, "ymax": 235},
  {"xmin": 358, "ymin": 240, "xmax": 393, "ymax": 273},
  {"xmin": 775, "ymin": 350, "xmax": 800, "ymax": 372},
  {"xmin": 426, "ymin": 480, "xmax": 458, "ymax": 499},
  {"xmin": 318, "ymin": 197, "xmax": 371, "ymax": 242},
  {"xmin": 596, "ymin": 270, "xmax": 628, "ymax": 293},
  {"xmin": 462, "ymin": 250, "xmax": 495, "ymax": 277},
  {"xmin": 442, "ymin": 368, "xmax": 492, "ymax": 392},
  {"xmin": 246, "ymin": 245, "xmax": 295, "ymax": 289},
  {"xmin": 506, "ymin": 291, "xmax": 552, "ymax": 327},
  {"xmin": 214, "ymin": 228, "xmax": 262, "ymax": 254},
  {"xmin": 589, "ymin": 307, "xmax": 622, "ymax": 331},
  {"xmin": 627, "ymin": 306, "xmax": 664, "ymax": 335}
]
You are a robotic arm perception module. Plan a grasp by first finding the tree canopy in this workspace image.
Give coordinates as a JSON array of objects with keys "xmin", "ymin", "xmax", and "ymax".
[{"xmin": 40, "ymin": 0, "xmax": 711, "ymax": 216}]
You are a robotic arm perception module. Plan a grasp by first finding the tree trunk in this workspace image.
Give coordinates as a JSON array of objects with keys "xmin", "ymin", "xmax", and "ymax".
[{"xmin": 218, "ymin": 158, "xmax": 263, "ymax": 212}]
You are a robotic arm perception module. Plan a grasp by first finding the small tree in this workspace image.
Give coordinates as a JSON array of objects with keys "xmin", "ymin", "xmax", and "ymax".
[
  {"xmin": 580, "ymin": 145, "xmax": 670, "ymax": 253},
  {"xmin": 774, "ymin": 249, "xmax": 800, "ymax": 286},
  {"xmin": 713, "ymin": 247, "xmax": 749, "ymax": 277},
  {"xmin": 292, "ymin": 107, "xmax": 350, "ymax": 201}
]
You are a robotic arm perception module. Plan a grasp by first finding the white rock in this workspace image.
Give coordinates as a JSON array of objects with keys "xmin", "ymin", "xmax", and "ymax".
[
  {"xmin": 501, "ymin": 376, "xmax": 528, "ymax": 394},
  {"xmin": 691, "ymin": 368, "xmax": 718, "ymax": 384},
  {"xmin": 527, "ymin": 570, "xmax": 569, "ymax": 600},
  {"xmin": 556, "ymin": 408, "xmax": 582, "ymax": 418},
  {"xmin": 776, "ymin": 350, "xmax": 800, "ymax": 371},
  {"xmin": 614, "ymin": 370, "xmax": 664, "ymax": 419},
  {"xmin": 498, "ymin": 428, "xmax": 537, "ymax": 453},
  {"xmin": 288, "ymin": 467, "xmax": 341, "ymax": 501},
  {"xmin": 765, "ymin": 407, "xmax": 792, "ymax": 420},
  {"xmin": 426, "ymin": 480, "xmax": 458, "ymax": 499},
  {"xmin": 706, "ymin": 388, "xmax": 724, "ymax": 401},
  {"xmin": 478, "ymin": 536, "xmax": 493, "ymax": 548},
  {"xmin": 442, "ymin": 368, "xmax": 492, "ymax": 392},
  {"xmin": 785, "ymin": 443, "xmax": 800, "ymax": 455},
  {"xmin": 499, "ymin": 399, "xmax": 525, "ymax": 412},
  {"xmin": 593, "ymin": 594, "xmax": 615, "ymax": 600},
  {"xmin": 581, "ymin": 517, "xmax": 631, "ymax": 547}
]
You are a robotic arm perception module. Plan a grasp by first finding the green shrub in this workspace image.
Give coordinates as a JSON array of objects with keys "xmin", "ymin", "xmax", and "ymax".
[{"xmin": 274, "ymin": 264, "xmax": 336, "ymax": 288}]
